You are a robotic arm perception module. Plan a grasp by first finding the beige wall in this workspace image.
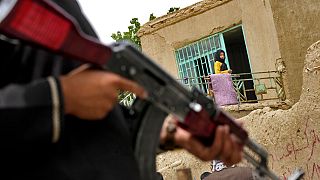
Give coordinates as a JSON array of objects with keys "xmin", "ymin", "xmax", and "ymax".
[
  {"xmin": 140, "ymin": 0, "xmax": 242, "ymax": 77},
  {"xmin": 239, "ymin": 0, "xmax": 281, "ymax": 72},
  {"xmin": 268, "ymin": 0, "xmax": 320, "ymax": 102},
  {"xmin": 139, "ymin": 0, "xmax": 281, "ymax": 80},
  {"xmin": 140, "ymin": 0, "xmax": 320, "ymax": 102}
]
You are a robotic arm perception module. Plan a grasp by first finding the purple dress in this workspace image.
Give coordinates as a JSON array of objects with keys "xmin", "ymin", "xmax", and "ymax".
[{"xmin": 210, "ymin": 74, "xmax": 238, "ymax": 106}]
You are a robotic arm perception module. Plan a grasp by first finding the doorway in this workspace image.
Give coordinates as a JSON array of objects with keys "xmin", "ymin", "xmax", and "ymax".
[{"xmin": 223, "ymin": 26, "xmax": 257, "ymax": 102}]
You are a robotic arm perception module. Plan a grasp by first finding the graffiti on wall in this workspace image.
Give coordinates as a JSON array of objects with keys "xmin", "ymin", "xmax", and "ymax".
[{"xmin": 267, "ymin": 118, "xmax": 320, "ymax": 179}]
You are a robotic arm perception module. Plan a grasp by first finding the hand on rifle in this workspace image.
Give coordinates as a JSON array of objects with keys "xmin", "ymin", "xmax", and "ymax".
[
  {"xmin": 160, "ymin": 115, "xmax": 243, "ymax": 166},
  {"xmin": 60, "ymin": 64, "xmax": 147, "ymax": 120}
]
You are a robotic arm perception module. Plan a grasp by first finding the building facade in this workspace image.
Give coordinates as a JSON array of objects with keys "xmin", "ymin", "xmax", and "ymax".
[{"xmin": 138, "ymin": 0, "xmax": 320, "ymax": 103}]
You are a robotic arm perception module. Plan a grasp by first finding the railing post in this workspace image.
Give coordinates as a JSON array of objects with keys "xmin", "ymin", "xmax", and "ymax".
[{"xmin": 277, "ymin": 71, "xmax": 286, "ymax": 101}]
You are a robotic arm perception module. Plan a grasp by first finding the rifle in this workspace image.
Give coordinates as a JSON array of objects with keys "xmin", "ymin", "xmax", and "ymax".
[{"xmin": 0, "ymin": 0, "xmax": 304, "ymax": 179}]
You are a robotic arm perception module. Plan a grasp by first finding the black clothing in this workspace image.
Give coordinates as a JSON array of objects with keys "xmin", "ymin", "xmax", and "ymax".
[
  {"xmin": 0, "ymin": 0, "xmax": 140, "ymax": 179},
  {"xmin": 214, "ymin": 49, "xmax": 228, "ymax": 71}
]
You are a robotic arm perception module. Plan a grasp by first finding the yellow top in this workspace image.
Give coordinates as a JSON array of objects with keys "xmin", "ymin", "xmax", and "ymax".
[{"xmin": 214, "ymin": 61, "xmax": 229, "ymax": 74}]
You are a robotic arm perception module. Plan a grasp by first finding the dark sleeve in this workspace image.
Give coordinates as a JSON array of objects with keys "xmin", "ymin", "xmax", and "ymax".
[
  {"xmin": 52, "ymin": 0, "xmax": 98, "ymax": 37},
  {"xmin": 0, "ymin": 77, "xmax": 64, "ymax": 146},
  {"xmin": 0, "ymin": 0, "xmax": 95, "ymax": 147}
]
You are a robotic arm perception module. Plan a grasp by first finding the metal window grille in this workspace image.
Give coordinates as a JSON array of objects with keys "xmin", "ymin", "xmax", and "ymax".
[{"xmin": 175, "ymin": 34, "xmax": 228, "ymax": 93}]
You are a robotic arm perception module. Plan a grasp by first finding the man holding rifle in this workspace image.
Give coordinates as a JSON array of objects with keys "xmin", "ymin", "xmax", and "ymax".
[{"xmin": 0, "ymin": 0, "xmax": 243, "ymax": 179}]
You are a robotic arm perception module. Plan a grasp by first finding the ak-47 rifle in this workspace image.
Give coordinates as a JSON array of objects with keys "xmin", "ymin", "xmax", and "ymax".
[{"xmin": 0, "ymin": 0, "xmax": 304, "ymax": 180}]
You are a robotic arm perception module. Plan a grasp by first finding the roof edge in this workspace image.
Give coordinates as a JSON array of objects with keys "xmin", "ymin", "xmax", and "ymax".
[{"xmin": 137, "ymin": 0, "xmax": 233, "ymax": 37}]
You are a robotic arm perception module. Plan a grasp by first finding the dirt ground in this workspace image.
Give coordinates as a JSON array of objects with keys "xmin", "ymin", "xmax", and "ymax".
[{"xmin": 156, "ymin": 40, "xmax": 320, "ymax": 180}]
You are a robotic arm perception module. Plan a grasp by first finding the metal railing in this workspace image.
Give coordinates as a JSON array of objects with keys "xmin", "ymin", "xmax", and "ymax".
[
  {"xmin": 231, "ymin": 71, "xmax": 285, "ymax": 103},
  {"xmin": 177, "ymin": 71, "xmax": 286, "ymax": 104},
  {"xmin": 118, "ymin": 71, "xmax": 286, "ymax": 107}
]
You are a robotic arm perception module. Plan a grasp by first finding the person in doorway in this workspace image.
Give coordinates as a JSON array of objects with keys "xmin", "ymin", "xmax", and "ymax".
[
  {"xmin": 0, "ymin": 0, "xmax": 243, "ymax": 179},
  {"xmin": 213, "ymin": 49, "xmax": 232, "ymax": 74},
  {"xmin": 209, "ymin": 49, "xmax": 238, "ymax": 106}
]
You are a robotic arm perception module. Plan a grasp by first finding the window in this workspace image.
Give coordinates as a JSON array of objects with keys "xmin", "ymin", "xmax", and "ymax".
[{"xmin": 175, "ymin": 33, "xmax": 227, "ymax": 92}]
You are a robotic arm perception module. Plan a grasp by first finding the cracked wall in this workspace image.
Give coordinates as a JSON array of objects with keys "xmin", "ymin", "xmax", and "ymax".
[
  {"xmin": 241, "ymin": 40, "xmax": 320, "ymax": 179},
  {"xmin": 156, "ymin": 40, "xmax": 320, "ymax": 180}
]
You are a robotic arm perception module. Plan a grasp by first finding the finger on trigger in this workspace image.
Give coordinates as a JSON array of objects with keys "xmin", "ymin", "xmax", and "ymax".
[{"xmin": 116, "ymin": 77, "xmax": 148, "ymax": 99}]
